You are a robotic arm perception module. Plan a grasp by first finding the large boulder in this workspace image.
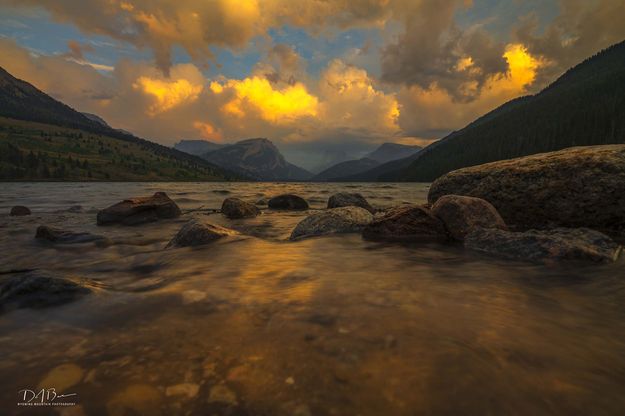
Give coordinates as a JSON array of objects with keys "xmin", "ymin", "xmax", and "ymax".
[
  {"xmin": 465, "ymin": 227, "xmax": 622, "ymax": 263},
  {"xmin": 268, "ymin": 194, "xmax": 309, "ymax": 210},
  {"xmin": 428, "ymin": 145, "xmax": 625, "ymax": 237},
  {"xmin": 10, "ymin": 206, "xmax": 31, "ymax": 216},
  {"xmin": 167, "ymin": 220, "xmax": 237, "ymax": 248},
  {"xmin": 97, "ymin": 192, "xmax": 181, "ymax": 226},
  {"xmin": 221, "ymin": 198, "xmax": 260, "ymax": 219},
  {"xmin": 362, "ymin": 205, "xmax": 448, "ymax": 243},
  {"xmin": 327, "ymin": 193, "xmax": 375, "ymax": 213},
  {"xmin": 1, "ymin": 271, "xmax": 91, "ymax": 312},
  {"xmin": 431, "ymin": 195, "xmax": 507, "ymax": 241},
  {"xmin": 290, "ymin": 207, "xmax": 374, "ymax": 240},
  {"xmin": 35, "ymin": 225, "xmax": 105, "ymax": 244}
]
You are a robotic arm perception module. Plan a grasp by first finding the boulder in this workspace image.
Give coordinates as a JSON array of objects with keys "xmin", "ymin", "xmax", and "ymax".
[
  {"xmin": 465, "ymin": 227, "xmax": 622, "ymax": 263},
  {"xmin": 362, "ymin": 205, "xmax": 448, "ymax": 243},
  {"xmin": 97, "ymin": 192, "xmax": 181, "ymax": 226},
  {"xmin": 10, "ymin": 206, "xmax": 31, "ymax": 216},
  {"xmin": 327, "ymin": 193, "xmax": 375, "ymax": 213},
  {"xmin": 167, "ymin": 220, "xmax": 237, "ymax": 248},
  {"xmin": 35, "ymin": 225, "xmax": 105, "ymax": 244},
  {"xmin": 221, "ymin": 198, "xmax": 260, "ymax": 219},
  {"xmin": 431, "ymin": 194, "xmax": 507, "ymax": 241},
  {"xmin": 255, "ymin": 198, "xmax": 268, "ymax": 206},
  {"xmin": 428, "ymin": 145, "xmax": 625, "ymax": 237},
  {"xmin": 290, "ymin": 207, "xmax": 374, "ymax": 240},
  {"xmin": 0, "ymin": 271, "xmax": 91, "ymax": 311},
  {"xmin": 268, "ymin": 194, "xmax": 309, "ymax": 210}
]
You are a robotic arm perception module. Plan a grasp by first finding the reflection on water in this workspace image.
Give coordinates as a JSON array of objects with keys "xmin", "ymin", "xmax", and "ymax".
[{"xmin": 1, "ymin": 182, "xmax": 625, "ymax": 415}]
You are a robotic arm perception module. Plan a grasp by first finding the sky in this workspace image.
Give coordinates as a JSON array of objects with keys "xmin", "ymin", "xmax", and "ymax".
[{"xmin": 0, "ymin": 0, "xmax": 624, "ymax": 171}]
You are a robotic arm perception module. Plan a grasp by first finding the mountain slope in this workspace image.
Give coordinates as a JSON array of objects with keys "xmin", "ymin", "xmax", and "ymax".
[
  {"xmin": 0, "ymin": 66, "xmax": 237, "ymax": 181},
  {"xmin": 365, "ymin": 143, "xmax": 422, "ymax": 163},
  {"xmin": 202, "ymin": 138, "xmax": 312, "ymax": 181},
  {"xmin": 394, "ymin": 40, "xmax": 625, "ymax": 182},
  {"xmin": 174, "ymin": 139, "xmax": 224, "ymax": 156},
  {"xmin": 312, "ymin": 158, "xmax": 380, "ymax": 181}
]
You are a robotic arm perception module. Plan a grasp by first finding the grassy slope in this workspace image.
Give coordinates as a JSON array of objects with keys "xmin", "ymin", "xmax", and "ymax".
[{"xmin": 0, "ymin": 117, "xmax": 239, "ymax": 181}]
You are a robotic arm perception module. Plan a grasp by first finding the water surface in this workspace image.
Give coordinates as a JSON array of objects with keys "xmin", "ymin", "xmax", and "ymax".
[{"xmin": 1, "ymin": 182, "xmax": 625, "ymax": 415}]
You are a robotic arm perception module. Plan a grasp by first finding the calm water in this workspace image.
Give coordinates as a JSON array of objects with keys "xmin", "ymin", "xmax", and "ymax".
[{"xmin": 1, "ymin": 182, "xmax": 625, "ymax": 416}]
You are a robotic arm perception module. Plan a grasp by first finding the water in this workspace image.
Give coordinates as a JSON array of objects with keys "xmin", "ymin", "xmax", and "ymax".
[{"xmin": 1, "ymin": 182, "xmax": 625, "ymax": 415}]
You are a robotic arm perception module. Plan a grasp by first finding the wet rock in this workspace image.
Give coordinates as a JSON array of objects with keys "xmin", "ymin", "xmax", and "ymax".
[
  {"xmin": 221, "ymin": 197, "xmax": 260, "ymax": 219},
  {"xmin": 290, "ymin": 207, "xmax": 373, "ymax": 240},
  {"xmin": 97, "ymin": 192, "xmax": 181, "ymax": 226},
  {"xmin": 38, "ymin": 363, "xmax": 84, "ymax": 391},
  {"xmin": 35, "ymin": 225, "xmax": 105, "ymax": 244},
  {"xmin": 207, "ymin": 384, "xmax": 238, "ymax": 405},
  {"xmin": 167, "ymin": 220, "xmax": 237, "ymax": 248},
  {"xmin": 107, "ymin": 384, "xmax": 162, "ymax": 416},
  {"xmin": 10, "ymin": 205, "xmax": 31, "ymax": 216},
  {"xmin": 362, "ymin": 205, "xmax": 448, "ymax": 243},
  {"xmin": 0, "ymin": 271, "xmax": 91, "ymax": 311},
  {"xmin": 165, "ymin": 383, "xmax": 199, "ymax": 399},
  {"xmin": 67, "ymin": 205, "xmax": 84, "ymax": 213},
  {"xmin": 255, "ymin": 197, "xmax": 268, "ymax": 206},
  {"xmin": 327, "ymin": 192, "xmax": 375, "ymax": 213},
  {"xmin": 428, "ymin": 145, "xmax": 625, "ymax": 237},
  {"xmin": 431, "ymin": 195, "xmax": 507, "ymax": 241},
  {"xmin": 268, "ymin": 194, "xmax": 309, "ymax": 210},
  {"xmin": 465, "ymin": 227, "xmax": 622, "ymax": 263}
]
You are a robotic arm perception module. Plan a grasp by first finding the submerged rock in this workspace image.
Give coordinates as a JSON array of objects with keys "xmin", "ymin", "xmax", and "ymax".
[
  {"xmin": 327, "ymin": 193, "xmax": 375, "ymax": 213},
  {"xmin": 465, "ymin": 227, "xmax": 622, "ymax": 263},
  {"xmin": 268, "ymin": 194, "xmax": 309, "ymax": 210},
  {"xmin": 221, "ymin": 197, "xmax": 260, "ymax": 219},
  {"xmin": 428, "ymin": 145, "xmax": 625, "ymax": 237},
  {"xmin": 167, "ymin": 220, "xmax": 237, "ymax": 248},
  {"xmin": 431, "ymin": 195, "xmax": 507, "ymax": 241},
  {"xmin": 97, "ymin": 192, "xmax": 181, "ymax": 226},
  {"xmin": 0, "ymin": 271, "xmax": 91, "ymax": 311},
  {"xmin": 362, "ymin": 205, "xmax": 448, "ymax": 243},
  {"xmin": 36, "ymin": 225, "xmax": 105, "ymax": 244},
  {"xmin": 290, "ymin": 207, "xmax": 373, "ymax": 240},
  {"xmin": 10, "ymin": 206, "xmax": 31, "ymax": 216},
  {"xmin": 255, "ymin": 197, "xmax": 268, "ymax": 206}
]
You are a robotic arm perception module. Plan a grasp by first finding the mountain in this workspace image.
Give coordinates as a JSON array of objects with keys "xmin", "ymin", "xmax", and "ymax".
[
  {"xmin": 0, "ymin": 66, "xmax": 239, "ymax": 181},
  {"xmin": 81, "ymin": 112, "xmax": 110, "ymax": 128},
  {"xmin": 312, "ymin": 158, "xmax": 380, "ymax": 181},
  {"xmin": 174, "ymin": 139, "xmax": 224, "ymax": 156},
  {"xmin": 364, "ymin": 142, "xmax": 422, "ymax": 163},
  {"xmin": 392, "ymin": 39, "xmax": 625, "ymax": 182},
  {"xmin": 201, "ymin": 138, "xmax": 312, "ymax": 181},
  {"xmin": 331, "ymin": 151, "xmax": 424, "ymax": 182}
]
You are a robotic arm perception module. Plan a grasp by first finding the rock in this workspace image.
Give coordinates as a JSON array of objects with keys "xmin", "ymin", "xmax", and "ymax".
[
  {"xmin": 428, "ymin": 145, "xmax": 625, "ymax": 237},
  {"xmin": 207, "ymin": 384, "xmax": 237, "ymax": 405},
  {"xmin": 0, "ymin": 271, "xmax": 91, "ymax": 311},
  {"xmin": 465, "ymin": 227, "xmax": 622, "ymax": 263},
  {"xmin": 431, "ymin": 195, "xmax": 507, "ymax": 241},
  {"xmin": 221, "ymin": 197, "xmax": 260, "ymax": 219},
  {"xmin": 290, "ymin": 207, "xmax": 373, "ymax": 240},
  {"xmin": 97, "ymin": 192, "xmax": 181, "ymax": 226},
  {"xmin": 38, "ymin": 363, "xmax": 84, "ymax": 392},
  {"xmin": 165, "ymin": 383, "xmax": 199, "ymax": 399},
  {"xmin": 107, "ymin": 384, "xmax": 162, "ymax": 416},
  {"xmin": 268, "ymin": 194, "xmax": 309, "ymax": 210},
  {"xmin": 35, "ymin": 225, "xmax": 105, "ymax": 244},
  {"xmin": 67, "ymin": 205, "xmax": 83, "ymax": 213},
  {"xmin": 327, "ymin": 193, "xmax": 375, "ymax": 213},
  {"xmin": 10, "ymin": 206, "xmax": 31, "ymax": 216},
  {"xmin": 362, "ymin": 205, "xmax": 448, "ymax": 243},
  {"xmin": 255, "ymin": 197, "xmax": 268, "ymax": 206},
  {"xmin": 167, "ymin": 220, "xmax": 237, "ymax": 248}
]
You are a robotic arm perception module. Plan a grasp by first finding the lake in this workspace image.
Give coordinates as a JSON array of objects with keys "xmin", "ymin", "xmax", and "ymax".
[{"xmin": 1, "ymin": 182, "xmax": 625, "ymax": 415}]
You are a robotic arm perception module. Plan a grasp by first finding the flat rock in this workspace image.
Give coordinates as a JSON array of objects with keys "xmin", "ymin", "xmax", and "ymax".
[
  {"xmin": 431, "ymin": 194, "xmax": 507, "ymax": 241},
  {"xmin": 97, "ymin": 192, "xmax": 181, "ymax": 226},
  {"xmin": 290, "ymin": 207, "xmax": 373, "ymax": 240},
  {"xmin": 36, "ymin": 225, "xmax": 105, "ymax": 244},
  {"xmin": 167, "ymin": 220, "xmax": 237, "ymax": 248},
  {"xmin": 221, "ymin": 197, "xmax": 260, "ymax": 219},
  {"xmin": 10, "ymin": 206, "xmax": 31, "ymax": 216},
  {"xmin": 362, "ymin": 205, "xmax": 448, "ymax": 243},
  {"xmin": 0, "ymin": 271, "xmax": 92, "ymax": 311},
  {"xmin": 465, "ymin": 227, "xmax": 622, "ymax": 263},
  {"xmin": 268, "ymin": 194, "xmax": 309, "ymax": 210},
  {"xmin": 327, "ymin": 193, "xmax": 375, "ymax": 213},
  {"xmin": 428, "ymin": 145, "xmax": 625, "ymax": 237}
]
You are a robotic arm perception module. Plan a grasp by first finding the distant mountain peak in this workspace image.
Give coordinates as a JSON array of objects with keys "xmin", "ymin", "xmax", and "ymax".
[{"xmin": 365, "ymin": 142, "xmax": 423, "ymax": 164}]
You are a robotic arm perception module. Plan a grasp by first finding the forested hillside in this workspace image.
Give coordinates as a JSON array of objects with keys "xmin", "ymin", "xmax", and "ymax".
[{"xmin": 394, "ymin": 40, "xmax": 625, "ymax": 181}]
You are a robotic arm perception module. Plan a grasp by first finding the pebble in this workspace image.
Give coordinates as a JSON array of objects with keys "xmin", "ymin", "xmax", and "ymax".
[
  {"xmin": 38, "ymin": 363, "xmax": 84, "ymax": 392},
  {"xmin": 165, "ymin": 383, "xmax": 200, "ymax": 399},
  {"xmin": 207, "ymin": 384, "xmax": 237, "ymax": 405}
]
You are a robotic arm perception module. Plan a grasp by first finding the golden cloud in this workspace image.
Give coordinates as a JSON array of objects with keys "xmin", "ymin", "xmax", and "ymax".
[{"xmin": 133, "ymin": 76, "xmax": 203, "ymax": 115}]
